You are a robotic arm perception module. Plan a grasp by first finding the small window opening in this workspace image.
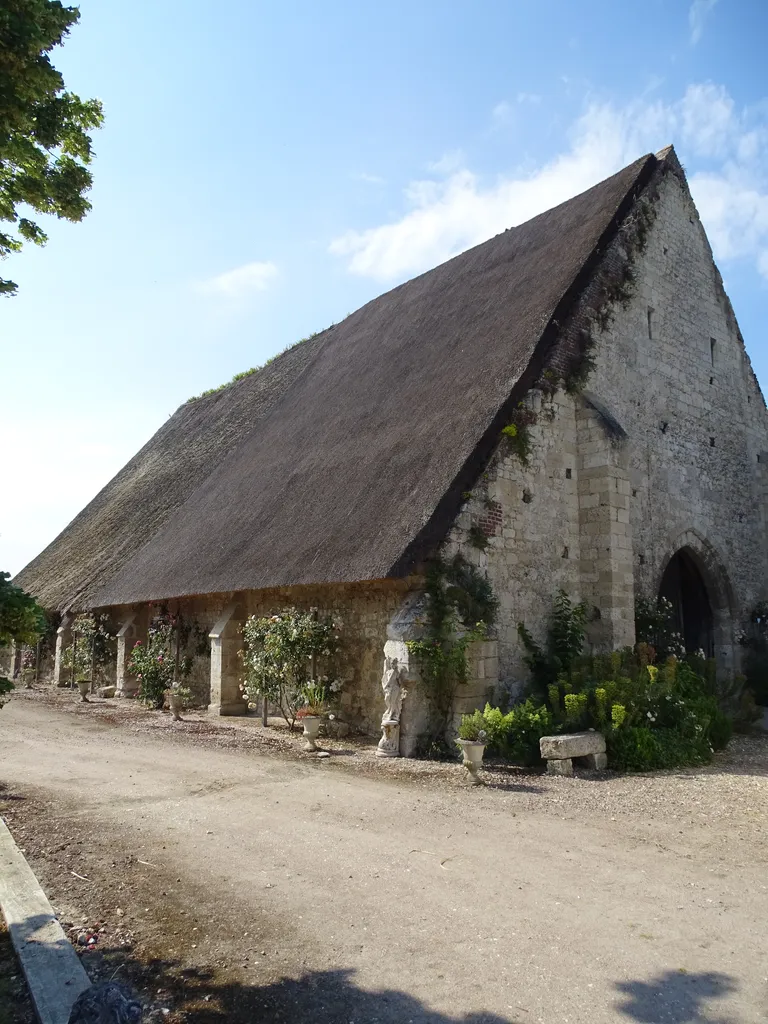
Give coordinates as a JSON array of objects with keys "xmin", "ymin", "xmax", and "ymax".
[
  {"xmin": 710, "ymin": 338, "xmax": 716, "ymax": 366},
  {"xmin": 638, "ymin": 554, "xmax": 645, "ymax": 566},
  {"xmin": 647, "ymin": 307, "xmax": 654, "ymax": 340},
  {"xmin": 748, "ymin": 395, "xmax": 751, "ymax": 404},
  {"xmin": 709, "ymin": 376, "xmax": 714, "ymax": 385},
  {"xmin": 663, "ymin": 246, "xmax": 668, "ymax": 255},
  {"xmin": 561, "ymin": 546, "xmax": 569, "ymax": 559},
  {"xmin": 710, "ymin": 437, "xmax": 716, "ymax": 447},
  {"xmin": 632, "ymin": 488, "xmax": 637, "ymax": 497},
  {"xmin": 565, "ymin": 467, "xmax": 572, "ymax": 479}
]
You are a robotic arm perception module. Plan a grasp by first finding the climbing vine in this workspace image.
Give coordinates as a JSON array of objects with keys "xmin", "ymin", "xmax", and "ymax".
[
  {"xmin": 500, "ymin": 402, "xmax": 538, "ymax": 465},
  {"xmin": 406, "ymin": 555, "xmax": 498, "ymax": 757}
]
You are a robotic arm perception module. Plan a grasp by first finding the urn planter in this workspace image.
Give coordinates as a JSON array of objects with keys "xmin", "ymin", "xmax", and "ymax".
[
  {"xmin": 168, "ymin": 694, "xmax": 184, "ymax": 721},
  {"xmin": 300, "ymin": 716, "xmax": 323, "ymax": 751},
  {"xmin": 76, "ymin": 680, "xmax": 91, "ymax": 703},
  {"xmin": 457, "ymin": 739, "xmax": 486, "ymax": 785}
]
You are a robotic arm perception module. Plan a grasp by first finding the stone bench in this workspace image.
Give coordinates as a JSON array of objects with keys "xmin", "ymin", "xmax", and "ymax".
[{"xmin": 539, "ymin": 731, "xmax": 607, "ymax": 775}]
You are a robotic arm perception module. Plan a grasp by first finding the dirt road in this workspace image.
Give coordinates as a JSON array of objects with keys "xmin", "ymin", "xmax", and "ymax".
[{"xmin": 2, "ymin": 694, "xmax": 767, "ymax": 1023}]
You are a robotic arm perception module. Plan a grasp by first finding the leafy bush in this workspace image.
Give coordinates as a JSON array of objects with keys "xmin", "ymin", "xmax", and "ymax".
[
  {"xmin": 484, "ymin": 640, "xmax": 737, "ymax": 772},
  {"xmin": 241, "ymin": 608, "xmax": 343, "ymax": 729},
  {"xmin": 128, "ymin": 620, "xmax": 176, "ymax": 708},
  {"xmin": 481, "ymin": 700, "xmax": 554, "ymax": 766},
  {"xmin": 457, "ymin": 709, "xmax": 487, "ymax": 742},
  {"xmin": 634, "ymin": 596, "xmax": 686, "ymax": 660},
  {"xmin": 607, "ymin": 726, "xmax": 711, "ymax": 772},
  {"xmin": 517, "ymin": 590, "xmax": 587, "ymax": 698}
]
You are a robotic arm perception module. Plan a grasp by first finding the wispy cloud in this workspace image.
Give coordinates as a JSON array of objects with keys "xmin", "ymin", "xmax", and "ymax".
[
  {"xmin": 329, "ymin": 83, "xmax": 768, "ymax": 287},
  {"xmin": 428, "ymin": 150, "xmax": 465, "ymax": 175},
  {"xmin": 689, "ymin": 0, "xmax": 718, "ymax": 44},
  {"xmin": 201, "ymin": 260, "xmax": 278, "ymax": 298},
  {"xmin": 352, "ymin": 172, "xmax": 386, "ymax": 185}
]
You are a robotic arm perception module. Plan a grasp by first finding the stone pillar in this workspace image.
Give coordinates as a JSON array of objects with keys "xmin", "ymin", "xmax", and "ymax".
[
  {"xmin": 6, "ymin": 642, "xmax": 21, "ymax": 681},
  {"xmin": 451, "ymin": 638, "xmax": 499, "ymax": 732},
  {"xmin": 576, "ymin": 400, "xmax": 635, "ymax": 650},
  {"xmin": 115, "ymin": 610, "xmax": 147, "ymax": 697},
  {"xmin": 53, "ymin": 615, "xmax": 73, "ymax": 687},
  {"xmin": 208, "ymin": 603, "xmax": 247, "ymax": 716}
]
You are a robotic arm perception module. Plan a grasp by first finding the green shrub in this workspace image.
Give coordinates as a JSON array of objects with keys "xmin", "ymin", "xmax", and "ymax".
[
  {"xmin": 481, "ymin": 700, "xmax": 553, "ymax": 766},
  {"xmin": 707, "ymin": 709, "xmax": 733, "ymax": 751},
  {"xmin": 607, "ymin": 726, "xmax": 710, "ymax": 772},
  {"xmin": 457, "ymin": 709, "xmax": 486, "ymax": 741}
]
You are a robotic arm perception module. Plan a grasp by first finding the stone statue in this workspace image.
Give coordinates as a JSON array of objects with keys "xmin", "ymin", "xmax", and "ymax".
[
  {"xmin": 377, "ymin": 655, "xmax": 407, "ymax": 758},
  {"xmin": 381, "ymin": 655, "xmax": 406, "ymax": 725}
]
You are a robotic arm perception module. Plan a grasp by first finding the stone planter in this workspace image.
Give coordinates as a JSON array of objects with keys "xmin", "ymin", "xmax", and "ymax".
[
  {"xmin": 457, "ymin": 738, "xmax": 486, "ymax": 785},
  {"xmin": 76, "ymin": 680, "xmax": 90, "ymax": 703},
  {"xmin": 168, "ymin": 694, "xmax": 184, "ymax": 721},
  {"xmin": 300, "ymin": 716, "xmax": 322, "ymax": 751}
]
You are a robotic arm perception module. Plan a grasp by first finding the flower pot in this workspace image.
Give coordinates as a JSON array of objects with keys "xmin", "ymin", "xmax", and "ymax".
[
  {"xmin": 168, "ymin": 694, "xmax": 184, "ymax": 721},
  {"xmin": 457, "ymin": 739, "xmax": 486, "ymax": 785},
  {"xmin": 300, "ymin": 716, "xmax": 322, "ymax": 751},
  {"xmin": 76, "ymin": 680, "xmax": 91, "ymax": 703}
]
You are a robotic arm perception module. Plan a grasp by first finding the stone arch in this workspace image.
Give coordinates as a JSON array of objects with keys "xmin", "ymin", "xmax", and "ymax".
[{"xmin": 657, "ymin": 529, "xmax": 736, "ymax": 671}]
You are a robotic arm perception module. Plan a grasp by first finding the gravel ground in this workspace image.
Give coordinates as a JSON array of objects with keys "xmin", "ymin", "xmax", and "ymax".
[{"xmin": 2, "ymin": 687, "xmax": 767, "ymax": 1024}]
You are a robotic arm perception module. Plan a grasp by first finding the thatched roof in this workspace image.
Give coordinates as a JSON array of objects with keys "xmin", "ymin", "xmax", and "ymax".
[{"xmin": 16, "ymin": 151, "xmax": 660, "ymax": 611}]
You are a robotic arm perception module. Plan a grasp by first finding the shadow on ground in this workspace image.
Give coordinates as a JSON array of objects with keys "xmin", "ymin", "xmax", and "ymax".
[
  {"xmin": 88, "ymin": 954, "xmax": 520, "ymax": 1024},
  {"xmin": 615, "ymin": 970, "xmax": 739, "ymax": 1023}
]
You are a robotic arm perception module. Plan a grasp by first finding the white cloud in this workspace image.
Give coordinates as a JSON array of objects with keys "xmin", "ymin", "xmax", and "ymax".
[
  {"xmin": 352, "ymin": 172, "xmax": 386, "ymax": 185},
  {"xmin": 201, "ymin": 260, "xmax": 278, "ymax": 298},
  {"xmin": 689, "ymin": 0, "xmax": 718, "ymax": 45},
  {"xmin": 428, "ymin": 150, "xmax": 465, "ymax": 175},
  {"xmin": 329, "ymin": 83, "xmax": 768, "ymax": 286}
]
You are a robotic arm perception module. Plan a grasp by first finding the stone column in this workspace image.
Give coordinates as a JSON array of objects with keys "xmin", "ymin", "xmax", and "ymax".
[
  {"xmin": 452, "ymin": 638, "xmax": 499, "ymax": 731},
  {"xmin": 53, "ymin": 615, "xmax": 73, "ymax": 687},
  {"xmin": 208, "ymin": 603, "xmax": 247, "ymax": 716},
  {"xmin": 6, "ymin": 642, "xmax": 21, "ymax": 681},
  {"xmin": 576, "ymin": 400, "xmax": 635, "ymax": 650},
  {"xmin": 115, "ymin": 609, "xmax": 147, "ymax": 697}
]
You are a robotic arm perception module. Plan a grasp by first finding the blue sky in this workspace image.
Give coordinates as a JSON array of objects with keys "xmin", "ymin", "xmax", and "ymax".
[{"xmin": 2, "ymin": 0, "xmax": 767, "ymax": 575}]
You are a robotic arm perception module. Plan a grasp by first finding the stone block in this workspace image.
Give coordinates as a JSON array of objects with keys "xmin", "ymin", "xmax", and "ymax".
[
  {"xmin": 547, "ymin": 757, "xmax": 573, "ymax": 776},
  {"xmin": 539, "ymin": 731, "xmax": 606, "ymax": 760}
]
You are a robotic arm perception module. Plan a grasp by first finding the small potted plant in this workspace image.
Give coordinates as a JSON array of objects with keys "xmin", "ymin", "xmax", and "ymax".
[
  {"xmin": 76, "ymin": 677, "xmax": 92, "ymax": 702},
  {"xmin": 165, "ymin": 682, "xmax": 192, "ymax": 721},
  {"xmin": 296, "ymin": 682, "xmax": 328, "ymax": 751},
  {"xmin": 456, "ymin": 710, "xmax": 487, "ymax": 785}
]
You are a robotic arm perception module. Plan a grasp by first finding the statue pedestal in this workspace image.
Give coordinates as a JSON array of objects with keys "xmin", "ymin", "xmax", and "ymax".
[{"xmin": 376, "ymin": 719, "xmax": 401, "ymax": 758}]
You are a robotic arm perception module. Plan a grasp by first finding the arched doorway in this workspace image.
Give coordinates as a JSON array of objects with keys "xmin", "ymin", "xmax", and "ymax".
[{"xmin": 659, "ymin": 548, "xmax": 715, "ymax": 657}]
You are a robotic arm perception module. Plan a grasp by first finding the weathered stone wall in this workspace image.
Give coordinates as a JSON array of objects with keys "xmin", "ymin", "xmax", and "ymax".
[
  {"xmin": 111, "ymin": 579, "xmax": 419, "ymax": 735},
  {"xmin": 443, "ymin": 389, "xmax": 584, "ymax": 699},
  {"xmin": 586, "ymin": 167, "xmax": 768, "ymax": 669},
  {"xmin": 444, "ymin": 161, "xmax": 768, "ymax": 697}
]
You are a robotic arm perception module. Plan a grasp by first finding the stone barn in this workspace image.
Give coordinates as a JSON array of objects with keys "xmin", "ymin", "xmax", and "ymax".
[{"xmin": 12, "ymin": 145, "xmax": 768, "ymax": 751}]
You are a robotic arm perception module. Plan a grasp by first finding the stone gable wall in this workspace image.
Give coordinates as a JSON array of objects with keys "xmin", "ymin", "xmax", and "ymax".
[
  {"xmin": 586, "ymin": 167, "xmax": 768, "ymax": 669},
  {"xmin": 444, "ymin": 163, "xmax": 768, "ymax": 698}
]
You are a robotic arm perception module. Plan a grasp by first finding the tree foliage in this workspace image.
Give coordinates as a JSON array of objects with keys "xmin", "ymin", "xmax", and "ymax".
[
  {"xmin": 0, "ymin": 1, "xmax": 103, "ymax": 295},
  {"xmin": 0, "ymin": 571, "xmax": 46, "ymax": 648},
  {"xmin": 0, "ymin": 571, "xmax": 46, "ymax": 708}
]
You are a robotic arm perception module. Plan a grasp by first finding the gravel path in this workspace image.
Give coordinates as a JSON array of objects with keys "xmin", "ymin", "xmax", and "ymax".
[{"xmin": 1, "ymin": 689, "xmax": 767, "ymax": 1024}]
